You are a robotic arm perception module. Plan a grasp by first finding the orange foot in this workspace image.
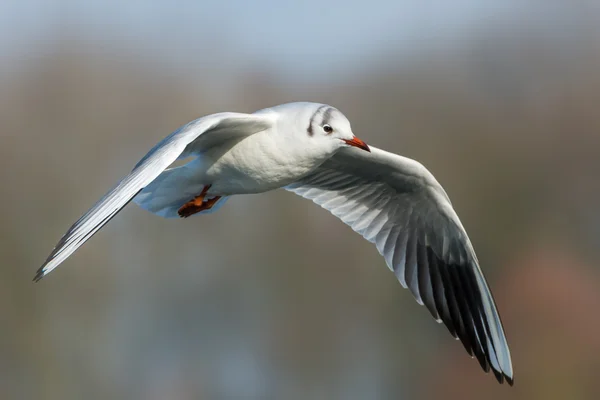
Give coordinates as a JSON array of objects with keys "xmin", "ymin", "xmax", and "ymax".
[{"xmin": 178, "ymin": 185, "xmax": 222, "ymax": 218}]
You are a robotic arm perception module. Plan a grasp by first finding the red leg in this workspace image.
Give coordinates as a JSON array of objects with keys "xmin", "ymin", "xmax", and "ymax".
[
  {"xmin": 178, "ymin": 185, "xmax": 211, "ymax": 218},
  {"xmin": 178, "ymin": 186, "xmax": 222, "ymax": 218}
]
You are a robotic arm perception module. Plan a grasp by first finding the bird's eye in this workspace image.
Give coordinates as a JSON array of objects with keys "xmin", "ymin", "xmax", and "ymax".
[{"xmin": 323, "ymin": 124, "xmax": 333, "ymax": 134}]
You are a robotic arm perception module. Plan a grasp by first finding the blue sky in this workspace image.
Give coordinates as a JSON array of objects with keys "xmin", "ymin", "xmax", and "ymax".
[{"xmin": 0, "ymin": 1, "xmax": 582, "ymax": 79}]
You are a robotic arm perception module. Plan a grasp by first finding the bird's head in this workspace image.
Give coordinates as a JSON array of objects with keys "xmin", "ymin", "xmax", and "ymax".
[{"xmin": 303, "ymin": 104, "xmax": 370, "ymax": 155}]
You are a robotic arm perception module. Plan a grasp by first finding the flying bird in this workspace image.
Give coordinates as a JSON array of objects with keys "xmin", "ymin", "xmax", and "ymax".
[{"xmin": 35, "ymin": 102, "xmax": 513, "ymax": 385}]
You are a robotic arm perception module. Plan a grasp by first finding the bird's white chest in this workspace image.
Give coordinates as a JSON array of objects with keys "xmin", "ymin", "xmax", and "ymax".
[{"xmin": 199, "ymin": 130, "xmax": 325, "ymax": 195}]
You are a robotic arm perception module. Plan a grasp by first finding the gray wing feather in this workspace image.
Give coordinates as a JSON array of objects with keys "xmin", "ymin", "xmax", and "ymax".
[
  {"xmin": 285, "ymin": 146, "xmax": 513, "ymax": 385},
  {"xmin": 35, "ymin": 112, "xmax": 272, "ymax": 281}
]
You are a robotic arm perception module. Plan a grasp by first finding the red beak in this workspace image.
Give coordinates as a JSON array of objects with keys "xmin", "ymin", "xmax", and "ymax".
[{"xmin": 343, "ymin": 136, "xmax": 371, "ymax": 152}]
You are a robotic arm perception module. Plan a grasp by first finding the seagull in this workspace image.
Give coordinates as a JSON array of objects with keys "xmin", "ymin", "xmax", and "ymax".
[{"xmin": 35, "ymin": 102, "xmax": 513, "ymax": 385}]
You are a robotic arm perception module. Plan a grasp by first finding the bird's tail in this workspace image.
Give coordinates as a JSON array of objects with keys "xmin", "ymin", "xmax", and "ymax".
[{"xmin": 133, "ymin": 160, "xmax": 228, "ymax": 218}]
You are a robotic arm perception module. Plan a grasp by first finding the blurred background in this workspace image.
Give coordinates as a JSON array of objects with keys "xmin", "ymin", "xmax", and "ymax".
[{"xmin": 2, "ymin": 0, "xmax": 600, "ymax": 399}]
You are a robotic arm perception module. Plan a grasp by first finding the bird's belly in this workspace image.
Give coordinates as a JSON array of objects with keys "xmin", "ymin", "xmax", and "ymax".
[{"xmin": 200, "ymin": 135, "xmax": 318, "ymax": 195}]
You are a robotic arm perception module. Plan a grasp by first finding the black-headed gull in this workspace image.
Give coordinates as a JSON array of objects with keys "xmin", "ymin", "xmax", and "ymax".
[{"xmin": 35, "ymin": 102, "xmax": 513, "ymax": 385}]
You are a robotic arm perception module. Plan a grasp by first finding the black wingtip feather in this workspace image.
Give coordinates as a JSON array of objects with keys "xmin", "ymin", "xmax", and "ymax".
[
  {"xmin": 426, "ymin": 247, "xmax": 457, "ymax": 337},
  {"xmin": 448, "ymin": 263, "xmax": 484, "ymax": 363},
  {"xmin": 422, "ymin": 240, "xmax": 513, "ymax": 382},
  {"xmin": 33, "ymin": 269, "xmax": 45, "ymax": 283},
  {"xmin": 492, "ymin": 368, "xmax": 504, "ymax": 384},
  {"xmin": 434, "ymin": 252, "xmax": 474, "ymax": 355},
  {"xmin": 417, "ymin": 241, "xmax": 439, "ymax": 320},
  {"xmin": 453, "ymin": 258, "xmax": 491, "ymax": 372},
  {"xmin": 459, "ymin": 268, "xmax": 493, "ymax": 373}
]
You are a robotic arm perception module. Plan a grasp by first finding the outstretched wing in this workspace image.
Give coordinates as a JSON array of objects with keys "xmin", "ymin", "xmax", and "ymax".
[
  {"xmin": 285, "ymin": 146, "xmax": 513, "ymax": 385},
  {"xmin": 35, "ymin": 112, "xmax": 272, "ymax": 281}
]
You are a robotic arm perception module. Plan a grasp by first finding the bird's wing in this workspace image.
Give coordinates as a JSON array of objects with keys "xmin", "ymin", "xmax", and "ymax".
[
  {"xmin": 285, "ymin": 145, "xmax": 513, "ymax": 385},
  {"xmin": 35, "ymin": 112, "xmax": 273, "ymax": 281}
]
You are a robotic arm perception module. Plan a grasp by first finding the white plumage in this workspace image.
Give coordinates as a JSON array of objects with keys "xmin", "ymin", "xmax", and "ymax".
[{"xmin": 36, "ymin": 102, "xmax": 513, "ymax": 385}]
